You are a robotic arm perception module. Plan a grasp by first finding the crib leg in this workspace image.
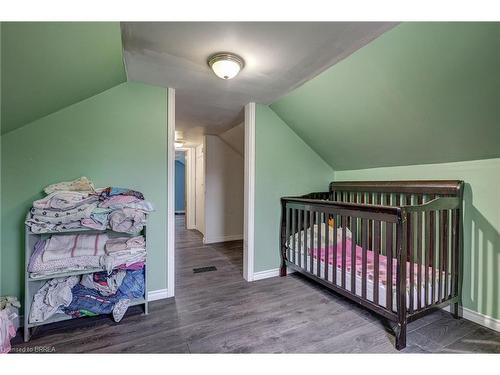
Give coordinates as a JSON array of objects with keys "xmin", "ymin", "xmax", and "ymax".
[
  {"xmin": 395, "ymin": 321, "xmax": 407, "ymax": 350},
  {"xmin": 452, "ymin": 301, "xmax": 461, "ymax": 319},
  {"xmin": 279, "ymin": 264, "xmax": 287, "ymax": 277}
]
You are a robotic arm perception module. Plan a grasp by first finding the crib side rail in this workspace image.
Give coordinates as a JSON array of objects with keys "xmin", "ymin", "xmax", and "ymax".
[
  {"xmin": 400, "ymin": 195, "xmax": 462, "ymax": 318},
  {"xmin": 280, "ymin": 196, "xmax": 404, "ymax": 321}
]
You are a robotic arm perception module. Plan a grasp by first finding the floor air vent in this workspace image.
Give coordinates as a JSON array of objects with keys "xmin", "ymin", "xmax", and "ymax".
[{"xmin": 193, "ymin": 266, "xmax": 217, "ymax": 274}]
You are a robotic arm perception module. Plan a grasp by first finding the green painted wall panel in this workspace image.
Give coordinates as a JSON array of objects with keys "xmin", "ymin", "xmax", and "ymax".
[
  {"xmin": 1, "ymin": 22, "xmax": 126, "ymax": 134},
  {"xmin": 335, "ymin": 158, "xmax": 500, "ymax": 320},
  {"xmin": 1, "ymin": 82, "xmax": 168, "ymax": 300},
  {"xmin": 254, "ymin": 104, "xmax": 335, "ymax": 272},
  {"xmin": 271, "ymin": 23, "xmax": 500, "ymax": 170}
]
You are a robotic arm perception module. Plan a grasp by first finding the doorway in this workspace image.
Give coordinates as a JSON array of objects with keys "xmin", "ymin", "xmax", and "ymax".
[{"xmin": 167, "ymin": 89, "xmax": 255, "ymax": 298}]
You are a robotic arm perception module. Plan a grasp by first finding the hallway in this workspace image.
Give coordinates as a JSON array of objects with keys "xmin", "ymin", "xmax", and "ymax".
[{"xmin": 11, "ymin": 215, "xmax": 500, "ymax": 353}]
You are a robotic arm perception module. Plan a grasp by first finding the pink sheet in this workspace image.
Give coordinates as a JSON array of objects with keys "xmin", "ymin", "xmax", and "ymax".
[{"xmin": 308, "ymin": 238, "xmax": 442, "ymax": 289}]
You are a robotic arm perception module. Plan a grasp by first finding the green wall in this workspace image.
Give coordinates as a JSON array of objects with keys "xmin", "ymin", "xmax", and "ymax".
[
  {"xmin": 1, "ymin": 82, "xmax": 168, "ymax": 300},
  {"xmin": 0, "ymin": 22, "xmax": 2, "ymax": 294},
  {"xmin": 335, "ymin": 158, "xmax": 500, "ymax": 320},
  {"xmin": 271, "ymin": 22, "xmax": 500, "ymax": 170},
  {"xmin": 254, "ymin": 105, "xmax": 335, "ymax": 272},
  {"xmin": 1, "ymin": 22, "xmax": 126, "ymax": 134}
]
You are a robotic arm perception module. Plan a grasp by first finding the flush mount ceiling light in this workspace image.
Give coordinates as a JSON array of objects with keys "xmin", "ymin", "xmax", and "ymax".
[{"xmin": 207, "ymin": 52, "xmax": 245, "ymax": 80}]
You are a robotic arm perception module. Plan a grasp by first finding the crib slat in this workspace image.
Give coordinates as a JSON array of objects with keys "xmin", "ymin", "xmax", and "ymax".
[
  {"xmin": 438, "ymin": 210, "xmax": 444, "ymax": 302},
  {"xmin": 416, "ymin": 195, "xmax": 423, "ymax": 310},
  {"xmin": 297, "ymin": 209, "xmax": 302, "ymax": 268},
  {"xmin": 451, "ymin": 209, "xmax": 459, "ymax": 298},
  {"xmin": 362, "ymin": 218, "xmax": 368, "ymax": 299},
  {"xmin": 292, "ymin": 208, "xmax": 297, "ymax": 264},
  {"xmin": 425, "ymin": 209, "xmax": 430, "ymax": 307},
  {"xmin": 351, "ymin": 217, "xmax": 357, "ymax": 293},
  {"xmin": 341, "ymin": 215, "xmax": 347, "ymax": 289},
  {"xmin": 324, "ymin": 212, "xmax": 330, "ymax": 281},
  {"xmin": 368, "ymin": 193, "xmax": 373, "ymax": 251},
  {"xmin": 443, "ymin": 210, "xmax": 449, "ymax": 300},
  {"xmin": 386, "ymin": 222, "xmax": 394, "ymax": 311},
  {"xmin": 303, "ymin": 208, "xmax": 308, "ymax": 270},
  {"xmin": 374, "ymin": 219, "xmax": 380, "ymax": 305},
  {"xmin": 408, "ymin": 211, "xmax": 414, "ymax": 313},
  {"xmin": 332, "ymin": 215, "xmax": 338, "ymax": 286},
  {"xmin": 317, "ymin": 211, "xmax": 322, "ymax": 277},
  {"xmin": 310, "ymin": 210, "xmax": 315, "ymax": 274},
  {"xmin": 286, "ymin": 207, "xmax": 291, "ymax": 263},
  {"xmin": 430, "ymin": 195, "xmax": 436, "ymax": 304}
]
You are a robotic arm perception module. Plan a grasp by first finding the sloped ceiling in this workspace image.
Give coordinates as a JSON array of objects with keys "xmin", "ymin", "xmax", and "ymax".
[
  {"xmin": 121, "ymin": 22, "xmax": 396, "ymax": 141},
  {"xmin": 1, "ymin": 22, "xmax": 126, "ymax": 134},
  {"xmin": 270, "ymin": 22, "xmax": 500, "ymax": 170}
]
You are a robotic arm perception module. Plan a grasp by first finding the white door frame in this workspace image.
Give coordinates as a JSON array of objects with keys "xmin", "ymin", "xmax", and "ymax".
[
  {"xmin": 177, "ymin": 147, "xmax": 196, "ymax": 230},
  {"xmin": 166, "ymin": 98, "xmax": 256, "ymax": 298},
  {"xmin": 167, "ymin": 88, "xmax": 176, "ymax": 298},
  {"xmin": 243, "ymin": 102, "xmax": 256, "ymax": 281}
]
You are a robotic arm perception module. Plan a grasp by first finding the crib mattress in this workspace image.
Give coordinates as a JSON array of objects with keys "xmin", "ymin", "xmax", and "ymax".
[{"xmin": 289, "ymin": 247, "xmax": 450, "ymax": 312}]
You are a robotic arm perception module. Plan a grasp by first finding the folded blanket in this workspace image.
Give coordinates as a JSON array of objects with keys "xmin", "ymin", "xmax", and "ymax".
[
  {"xmin": 26, "ymin": 220, "xmax": 83, "ymax": 234},
  {"xmin": 33, "ymin": 191, "xmax": 99, "ymax": 210},
  {"xmin": 102, "ymin": 248, "xmax": 146, "ymax": 274},
  {"xmin": 42, "ymin": 233, "xmax": 109, "ymax": 262},
  {"xmin": 105, "ymin": 236, "xmax": 145, "ymax": 254},
  {"xmin": 28, "ymin": 239, "xmax": 103, "ymax": 276},
  {"xmin": 100, "ymin": 187, "xmax": 144, "ymax": 201},
  {"xmin": 99, "ymin": 195, "xmax": 154, "ymax": 212},
  {"xmin": 109, "ymin": 208, "xmax": 146, "ymax": 234},
  {"xmin": 44, "ymin": 176, "xmax": 95, "ymax": 195},
  {"xmin": 29, "ymin": 202, "xmax": 97, "ymax": 225}
]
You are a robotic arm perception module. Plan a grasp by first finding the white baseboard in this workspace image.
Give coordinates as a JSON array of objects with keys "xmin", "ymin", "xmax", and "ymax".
[
  {"xmin": 253, "ymin": 267, "xmax": 295, "ymax": 281},
  {"xmin": 148, "ymin": 289, "xmax": 172, "ymax": 301},
  {"xmin": 443, "ymin": 305, "xmax": 500, "ymax": 333},
  {"xmin": 203, "ymin": 234, "xmax": 244, "ymax": 244}
]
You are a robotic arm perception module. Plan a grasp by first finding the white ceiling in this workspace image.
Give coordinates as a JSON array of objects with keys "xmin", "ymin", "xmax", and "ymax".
[{"xmin": 121, "ymin": 22, "xmax": 397, "ymax": 143}]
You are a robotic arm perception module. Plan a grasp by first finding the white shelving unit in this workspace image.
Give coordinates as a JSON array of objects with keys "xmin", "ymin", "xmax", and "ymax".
[{"xmin": 23, "ymin": 218, "xmax": 148, "ymax": 342}]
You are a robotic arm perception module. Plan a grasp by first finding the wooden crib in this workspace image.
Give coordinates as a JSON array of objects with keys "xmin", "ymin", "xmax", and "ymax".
[{"xmin": 279, "ymin": 180, "xmax": 463, "ymax": 350}]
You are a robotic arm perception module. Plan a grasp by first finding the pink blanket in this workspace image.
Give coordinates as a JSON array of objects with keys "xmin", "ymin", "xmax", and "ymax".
[{"xmin": 307, "ymin": 238, "xmax": 442, "ymax": 288}]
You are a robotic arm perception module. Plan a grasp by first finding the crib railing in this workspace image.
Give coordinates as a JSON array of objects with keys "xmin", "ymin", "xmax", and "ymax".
[{"xmin": 280, "ymin": 181, "xmax": 463, "ymax": 350}]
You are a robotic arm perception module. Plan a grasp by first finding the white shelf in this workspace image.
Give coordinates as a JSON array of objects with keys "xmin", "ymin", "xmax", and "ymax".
[
  {"xmin": 27, "ymin": 298, "xmax": 147, "ymax": 328},
  {"xmin": 24, "ymin": 221, "xmax": 149, "ymax": 342},
  {"xmin": 28, "ymin": 267, "xmax": 106, "ymax": 281}
]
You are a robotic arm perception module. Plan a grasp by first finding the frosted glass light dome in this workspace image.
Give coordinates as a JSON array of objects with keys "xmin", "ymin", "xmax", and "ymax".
[{"xmin": 208, "ymin": 52, "xmax": 244, "ymax": 80}]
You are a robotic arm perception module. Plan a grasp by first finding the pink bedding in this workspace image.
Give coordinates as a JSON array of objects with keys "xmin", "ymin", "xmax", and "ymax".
[{"xmin": 307, "ymin": 238, "xmax": 443, "ymax": 289}]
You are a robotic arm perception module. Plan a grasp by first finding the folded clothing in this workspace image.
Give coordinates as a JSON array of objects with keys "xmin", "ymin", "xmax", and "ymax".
[
  {"xmin": 102, "ymin": 248, "xmax": 146, "ymax": 274},
  {"xmin": 28, "ymin": 202, "xmax": 97, "ymax": 226},
  {"xmin": 42, "ymin": 233, "xmax": 109, "ymax": 262},
  {"xmin": 100, "ymin": 187, "xmax": 144, "ymax": 201},
  {"xmin": 99, "ymin": 195, "xmax": 154, "ymax": 212},
  {"xmin": 109, "ymin": 208, "xmax": 146, "ymax": 234},
  {"xmin": 29, "ymin": 276, "xmax": 80, "ymax": 323},
  {"xmin": 44, "ymin": 176, "xmax": 95, "ymax": 195},
  {"xmin": 105, "ymin": 235, "xmax": 145, "ymax": 254},
  {"xmin": 33, "ymin": 191, "xmax": 99, "ymax": 211},
  {"xmin": 80, "ymin": 269, "xmax": 126, "ymax": 296},
  {"xmin": 64, "ymin": 269, "xmax": 144, "ymax": 317},
  {"xmin": 27, "ymin": 220, "xmax": 84, "ymax": 235},
  {"xmin": 28, "ymin": 239, "xmax": 102, "ymax": 276}
]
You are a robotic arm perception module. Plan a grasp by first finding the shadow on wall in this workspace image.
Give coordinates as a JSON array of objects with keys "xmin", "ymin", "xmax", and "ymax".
[{"xmin": 462, "ymin": 183, "xmax": 500, "ymax": 319}]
